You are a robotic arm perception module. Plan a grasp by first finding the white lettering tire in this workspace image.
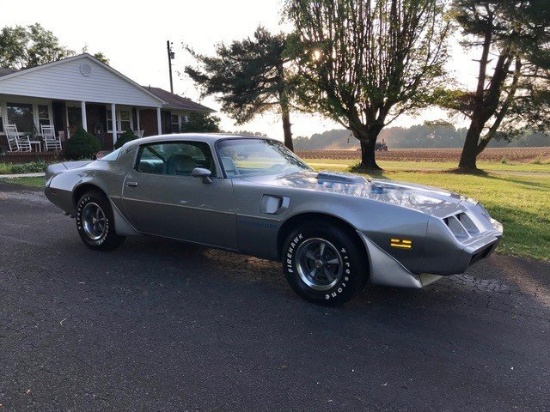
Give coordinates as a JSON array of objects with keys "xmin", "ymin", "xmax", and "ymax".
[
  {"xmin": 76, "ymin": 190, "xmax": 126, "ymax": 251},
  {"xmin": 283, "ymin": 221, "xmax": 368, "ymax": 306}
]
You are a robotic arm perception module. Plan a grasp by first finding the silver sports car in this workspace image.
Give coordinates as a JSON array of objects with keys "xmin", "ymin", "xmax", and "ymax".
[{"xmin": 45, "ymin": 133, "xmax": 503, "ymax": 305}]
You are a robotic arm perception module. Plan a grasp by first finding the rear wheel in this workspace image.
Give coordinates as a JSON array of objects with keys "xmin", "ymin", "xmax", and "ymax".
[
  {"xmin": 282, "ymin": 221, "xmax": 368, "ymax": 306},
  {"xmin": 76, "ymin": 190, "xmax": 125, "ymax": 251}
]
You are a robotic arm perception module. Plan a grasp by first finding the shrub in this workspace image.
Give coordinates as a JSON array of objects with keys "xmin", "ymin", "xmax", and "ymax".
[
  {"xmin": 65, "ymin": 127, "xmax": 101, "ymax": 160},
  {"xmin": 10, "ymin": 161, "xmax": 48, "ymax": 174},
  {"xmin": 114, "ymin": 129, "xmax": 137, "ymax": 149}
]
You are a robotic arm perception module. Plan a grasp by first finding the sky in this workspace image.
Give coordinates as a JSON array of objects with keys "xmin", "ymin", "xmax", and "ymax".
[{"xmin": 0, "ymin": 0, "xmax": 475, "ymax": 142}]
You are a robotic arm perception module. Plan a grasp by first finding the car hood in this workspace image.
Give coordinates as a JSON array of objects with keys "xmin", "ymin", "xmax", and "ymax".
[{"xmin": 239, "ymin": 170, "xmax": 470, "ymax": 215}]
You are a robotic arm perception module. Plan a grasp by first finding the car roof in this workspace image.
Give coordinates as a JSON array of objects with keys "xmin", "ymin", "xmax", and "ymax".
[{"xmin": 126, "ymin": 133, "xmax": 273, "ymax": 147}]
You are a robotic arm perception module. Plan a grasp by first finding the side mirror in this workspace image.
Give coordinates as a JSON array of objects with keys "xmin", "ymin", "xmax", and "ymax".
[{"xmin": 192, "ymin": 167, "xmax": 213, "ymax": 184}]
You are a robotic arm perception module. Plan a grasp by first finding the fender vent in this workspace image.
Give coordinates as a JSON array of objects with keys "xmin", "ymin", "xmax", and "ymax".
[{"xmin": 444, "ymin": 213, "xmax": 480, "ymax": 240}]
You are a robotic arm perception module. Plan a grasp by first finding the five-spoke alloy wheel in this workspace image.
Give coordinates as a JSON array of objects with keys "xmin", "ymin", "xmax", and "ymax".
[
  {"xmin": 283, "ymin": 221, "xmax": 368, "ymax": 306},
  {"xmin": 76, "ymin": 190, "xmax": 125, "ymax": 251}
]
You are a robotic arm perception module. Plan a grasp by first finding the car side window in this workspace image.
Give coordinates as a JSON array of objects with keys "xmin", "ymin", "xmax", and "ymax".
[{"xmin": 136, "ymin": 142, "xmax": 216, "ymax": 177}]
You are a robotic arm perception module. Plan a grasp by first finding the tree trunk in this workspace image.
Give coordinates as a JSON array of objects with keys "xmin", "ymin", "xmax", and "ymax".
[
  {"xmin": 351, "ymin": 123, "xmax": 382, "ymax": 171},
  {"xmin": 458, "ymin": 126, "xmax": 480, "ymax": 170},
  {"xmin": 281, "ymin": 106, "xmax": 293, "ymax": 152}
]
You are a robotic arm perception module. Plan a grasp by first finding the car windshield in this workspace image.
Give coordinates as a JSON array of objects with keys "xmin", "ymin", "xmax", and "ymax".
[{"xmin": 217, "ymin": 138, "xmax": 312, "ymax": 177}]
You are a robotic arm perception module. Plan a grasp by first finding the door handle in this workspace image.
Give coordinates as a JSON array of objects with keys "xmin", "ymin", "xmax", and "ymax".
[{"xmin": 127, "ymin": 181, "xmax": 138, "ymax": 187}]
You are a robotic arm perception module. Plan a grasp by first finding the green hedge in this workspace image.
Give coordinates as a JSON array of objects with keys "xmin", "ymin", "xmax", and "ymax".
[
  {"xmin": 114, "ymin": 129, "xmax": 137, "ymax": 149},
  {"xmin": 65, "ymin": 127, "xmax": 101, "ymax": 160}
]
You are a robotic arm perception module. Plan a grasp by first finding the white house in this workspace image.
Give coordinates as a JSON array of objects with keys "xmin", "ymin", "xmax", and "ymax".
[{"xmin": 0, "ymin": 53, "xmax": 212, "ymax": 151}]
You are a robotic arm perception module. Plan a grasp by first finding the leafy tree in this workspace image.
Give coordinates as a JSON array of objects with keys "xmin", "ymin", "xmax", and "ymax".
[
  {"xmin": 0, "ymin": 24, "xmax": 73, "ymax": 69},
  {"xmin": 284, "ymin": 0, "xmax": 450, "ymax": 170},
  {"xmin": 441, "ymin": 0, "xmax": 550, "ymax": 170},
  {"xmin": 232, "ymin": 130, "xmax": 267, "ymax": 137},
  {"xmin": 184, "ymin": 27, "xmax": 296, "ymax": 150},
  {"xmin": 0, "ymin": 24, "xmax": 110, "ymax": 69},
  {"xmin": 82, "ymin": 45, "xmax": 110, "ymax": 65},
  {"xmin": 91, "ymin": 52, "xmax": 110, "ymax": 65},
  {"xmin": 179, "ymin": 112, "xmax": 221, "ymax": 133}
]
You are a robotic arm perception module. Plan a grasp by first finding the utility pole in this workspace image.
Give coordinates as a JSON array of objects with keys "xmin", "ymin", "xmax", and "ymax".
[{"xmin": 167, "ymin": 40, "xmax": 175, "ymax": 93}]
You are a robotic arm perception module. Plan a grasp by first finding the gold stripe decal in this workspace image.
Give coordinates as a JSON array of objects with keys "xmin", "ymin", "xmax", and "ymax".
[{"xmin": 390, "ymin": 238, "xmax": 412, "ymax": 249}]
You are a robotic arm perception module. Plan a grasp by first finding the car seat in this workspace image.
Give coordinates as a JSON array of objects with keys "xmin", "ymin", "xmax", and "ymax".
[{"xmin": 166, "ymin": 154, "xmax": 196, "ymax": 176}]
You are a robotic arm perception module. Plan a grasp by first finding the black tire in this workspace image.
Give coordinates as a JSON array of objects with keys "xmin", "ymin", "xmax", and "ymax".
[
  {"xmin": 76, "ymin": 190, "xmax": 125, "ymax": 251},
  {"xmin": 282, "ymin": 221, "xmax": 368, "ymax": 306}
]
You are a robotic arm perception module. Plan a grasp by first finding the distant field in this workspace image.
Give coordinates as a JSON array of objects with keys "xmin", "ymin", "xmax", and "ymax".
[{"xmin": 297, "ymin": 147, "xmax": 550, "ymax": 162}]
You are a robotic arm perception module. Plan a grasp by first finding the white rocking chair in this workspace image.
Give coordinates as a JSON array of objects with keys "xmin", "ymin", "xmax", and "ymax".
[
  {"xmin": 41, "ymin": 125, "xmax": 62, "ymax": 151},
  {"xmin": 4, "ymin": 124, "xmax": 31, "ymax": 152}
]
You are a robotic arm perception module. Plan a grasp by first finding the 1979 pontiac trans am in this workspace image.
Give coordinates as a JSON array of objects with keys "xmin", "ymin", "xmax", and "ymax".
[{"xmin": 45, "ymin": 134, "xmax": 503, "ymax": 305}]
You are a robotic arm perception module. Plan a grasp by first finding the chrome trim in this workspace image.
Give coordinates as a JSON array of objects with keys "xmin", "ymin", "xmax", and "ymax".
[{"xmin": 295, "ymin": 238, "xmax": 343, "ymax": 291}]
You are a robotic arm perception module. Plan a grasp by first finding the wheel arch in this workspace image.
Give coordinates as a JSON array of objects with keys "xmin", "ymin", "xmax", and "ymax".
[
  {"xmin": 72, "ymin": 183, "xmax": 139, "ymax": 237},
  {"xmin": 277, "ymin": 212, "xmax": 368, "ymax": 264},
  {"xmin": 73, "ymin": 183, "xmax": 107, "ymax": 209}
]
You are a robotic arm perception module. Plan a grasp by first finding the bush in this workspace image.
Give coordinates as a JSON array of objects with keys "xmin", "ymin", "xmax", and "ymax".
[
  {"xmin": 65, "ymin": 127, "xmax": 101, "ymax": 160},
  {"xmin": 10, "ymin": 161, "xmax": 48, "ymax": 174},
  {"xmin": 114, "ymin": 129, "xmax": 137, "ymax": 149}
]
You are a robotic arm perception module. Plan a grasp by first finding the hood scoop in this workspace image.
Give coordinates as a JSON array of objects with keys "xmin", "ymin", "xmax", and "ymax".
[{"xmin": 317, "ymin": 171, "xmax": 367, "ymax": 184}]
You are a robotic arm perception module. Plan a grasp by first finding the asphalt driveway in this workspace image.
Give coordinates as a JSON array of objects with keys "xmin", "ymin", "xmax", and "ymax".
[{"xmin": 0, "ymin": 183, "xmax": 549, "ymax": 411}]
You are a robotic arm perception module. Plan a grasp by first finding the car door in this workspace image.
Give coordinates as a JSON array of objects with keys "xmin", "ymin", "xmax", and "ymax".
[{"xmin": 121, "ymin": 140, "xmax": 237, "ymax": 250}]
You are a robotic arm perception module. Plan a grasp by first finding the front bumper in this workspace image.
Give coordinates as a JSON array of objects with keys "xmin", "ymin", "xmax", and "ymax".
[{"xmin": 357, "ymin": 223, "xmax": 501, "ymax": 289}]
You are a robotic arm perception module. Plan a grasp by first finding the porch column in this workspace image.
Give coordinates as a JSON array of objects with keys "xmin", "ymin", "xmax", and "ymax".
[
  {"xmin": 111, "ymin": 104, "xmax": 117, "ymax": 145},
  {"xmin": 136, "ymin": 109, "xmax": 141, "ymax": 135},
  {"xmin": 81, "ymin": 101, "xmax": 88, "ymax": 131},
  {"xmin": 157, "ymin": 107, "xmax": 162, "ymax": 135},
  {"xmin": 65, "ymin": 106, "xmax": 70, "ymax": 139}
]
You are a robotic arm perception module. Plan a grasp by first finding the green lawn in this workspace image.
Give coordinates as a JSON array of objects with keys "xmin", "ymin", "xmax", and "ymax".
[
  {"xmin": 2, "ymin": 159, "xmax": 548, "ymax": 261},
  {"xmin": 0, "ymin": 177, "xmax": 45, "ymax": 187}
]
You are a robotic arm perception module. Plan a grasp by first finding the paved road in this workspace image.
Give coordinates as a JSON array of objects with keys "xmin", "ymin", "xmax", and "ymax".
[{"xmin": 1, "ymin": 183, "xmax": 549, "ymax": 411}]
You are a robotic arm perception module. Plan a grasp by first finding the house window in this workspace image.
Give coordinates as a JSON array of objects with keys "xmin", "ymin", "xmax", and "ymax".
[
  {"xmin": 120, "ymin": 110, "xmax": 131, "ymax": 132},
  {"xmin": 107, "ymin": 109, "xmax": 132, "ymax": 132},
  {"xmin": 171, "ymin": 115, "xmax": 180, "ymax": 133},
  {"xmin": 38, "ymin": 105, "xmax": 50, "ymax": 128},
  {"xmin": 7, "ymin": 102, "xmax": 34, "ymax": 133}
]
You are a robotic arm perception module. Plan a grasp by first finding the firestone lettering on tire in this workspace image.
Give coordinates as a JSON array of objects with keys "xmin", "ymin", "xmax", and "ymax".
[
  {"xmin": 285, "ymin": 230, "xmax": 352, "ymax": 301},
  {"xmin": 325, "ymin": 276, "xmax": 350, "ymax": 300},
  {"xmin": 76, "ymin": 195, "xmax": 109, "ymax": 246}
]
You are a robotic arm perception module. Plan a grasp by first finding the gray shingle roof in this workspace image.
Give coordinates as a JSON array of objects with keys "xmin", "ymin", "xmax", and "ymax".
[
  {"xmin": 145, "ymin": 87, "xmax": 214, "ymax": 112},
  {"xmin": 0, "ymin": 68, "xmax": 17, "ymax": 77}
]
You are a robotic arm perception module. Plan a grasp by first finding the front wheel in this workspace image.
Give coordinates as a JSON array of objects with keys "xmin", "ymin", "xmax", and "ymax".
[
  {"xmin": 76, "ymin": 190, "xmax": 125, "ymax": 251},
  {"xmin": 282, "ymin": 222, "xmax": 368, "ymax": 306}
]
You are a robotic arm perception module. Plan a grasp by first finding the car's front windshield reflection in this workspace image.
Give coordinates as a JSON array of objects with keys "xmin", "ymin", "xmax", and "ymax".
[{"xmin": 217, "ymin": 138, "xmax": 312, "ymax": 177}]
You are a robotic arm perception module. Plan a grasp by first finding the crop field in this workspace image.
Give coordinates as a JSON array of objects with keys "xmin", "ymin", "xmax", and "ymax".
[{"xmin": 297, "ymin": 146, "xmax": 550, "ymax": 162}]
